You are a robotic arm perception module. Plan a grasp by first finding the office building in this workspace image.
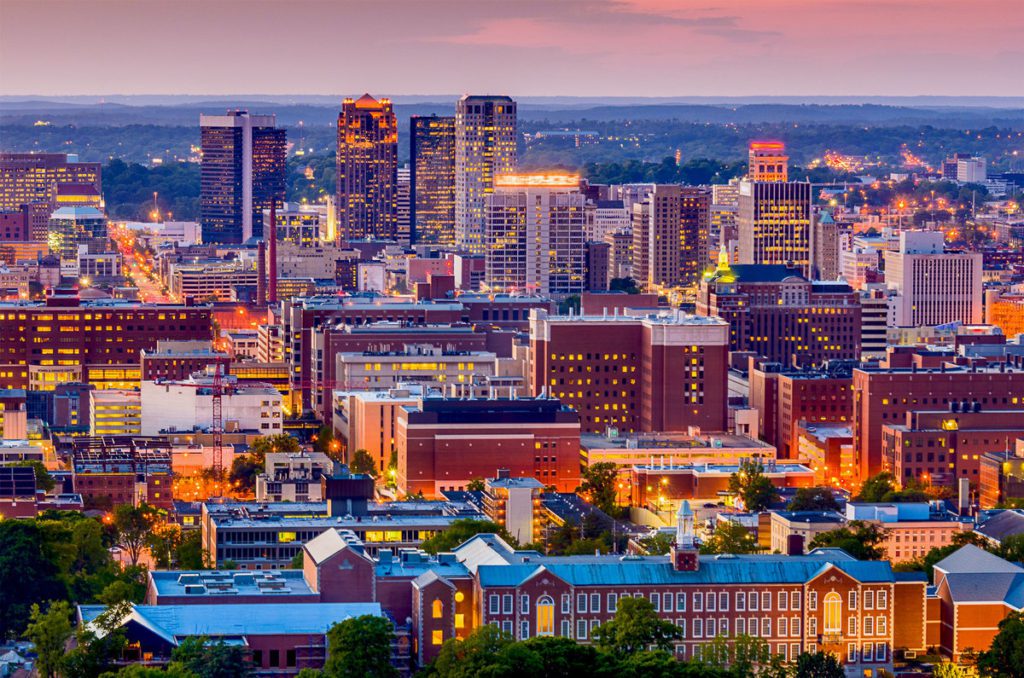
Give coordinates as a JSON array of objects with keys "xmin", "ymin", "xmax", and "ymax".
[
  {"xmin": 737, "ymin": 179, "xmax": 813, "ymax": 277},
  {"xmin": 263, "ymin": 202, "xmax": 324, "ymax": 247},
  {"xmin": 336, "ymin": 94, "xmax": 398, "ymax": 241},
  {"xmin": 140, "ymin": 376, "xmax": 283, "ymax": 436},
  {"xmin": 200, "ymin": 111, "xmax": 286, "ymax": 244},
  {"xmin": 47, "ymin": 205, "xmax": 108, "ymax": 260},
  {"xmin": 484, "ymin": 173, "xmax": 586, "ymax": 297},
  {"xmin": 748, "ymin": 141, "xmax": 789, "ymax": 182},
  {"xmin": 410, "ymin": 116, "xmax": 456, "ymax": 246},
  {"xmin": 256, "ymin": 451, "xmax": 333, "ymax": 502},
  {"xmin": 396, "ymin": 396, "xmax": 581, "ymax": 498},
  {"xmin": 884, "ymin": 231, "xmax": 983, "ymax": 327},
  {"xmin": 90, "ymin": 389, "xmax": 142, "ymax": 436},
  {"xmin": 0, "ymin": 153, "xmax": 101, "ymax": 242},
  {"xmin": 529, "ymin": 309, "xmax": 729, "ymax": 434},
  {"xmin": 697, "ymin": 256, "xmax": 861, "ymax": 367},
  {"xmin": 455, "ymin": 95, "xmax": 517, "ymax": 253},
  {"xmin": 70, "ymin": 437, "xmax": 173, "ymax": 510},
  {"xmin": 811, "ymin": 211, "xmax": 840, "ymax": 281},
  {"xmin": 957, "ymin": 157, "xmax": 987, "ymax": 184},
  {"xmin": 632, "ymin": 185, "xmax": 710, "ymax": 291},
  {"xmin": 0, "ymin": 290, "xmax": 211, "ymax": 392},
  {"xmin": 396, "ymin": 166, "xmax": 411, "ymax": 243}
]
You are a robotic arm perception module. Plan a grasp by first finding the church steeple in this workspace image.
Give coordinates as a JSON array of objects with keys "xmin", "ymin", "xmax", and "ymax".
[{"xmin": 671, "ymin": 501, "xmax": 699, "ymax": 571}]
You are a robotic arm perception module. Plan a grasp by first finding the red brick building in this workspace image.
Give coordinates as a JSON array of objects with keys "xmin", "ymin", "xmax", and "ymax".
[
  {"xmin": 140, "ymin": 342, "xmax": 231, "ymax": 382},
  {"xmin": 395, "ymin": 397, "xmax": 581, "ymax": 498},
  {"xmin": 69, "ymin": 437, "xmax": 173, "ymax": 510},
  {"xmin": 0, "ymin": 290, "xmax": 212, "ymax": 391},
  {"xmin": 852, "ymin": 364, "xmax": 1024, "ymax": 481},
  {"xmin": 529, "ymin": 309, "xmax": 729, "ymax": 434},
  {"xmin": 882, "ymin": 407, "xmax": 1024, "ymax": 490},
  {"xmin": 696, "ymin": 261, "xmax": 861, "ymax": 367}
]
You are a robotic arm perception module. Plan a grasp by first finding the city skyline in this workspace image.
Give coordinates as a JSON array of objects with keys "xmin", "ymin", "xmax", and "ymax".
[{"xmin": 1, "ymin": 0, "xmax": 1022, "ymax": 98}]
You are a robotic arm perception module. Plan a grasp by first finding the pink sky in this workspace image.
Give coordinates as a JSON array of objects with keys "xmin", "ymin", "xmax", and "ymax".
[{"xmin": 1, "ymin": 0, "xmax": 1021, "ymax": 96}]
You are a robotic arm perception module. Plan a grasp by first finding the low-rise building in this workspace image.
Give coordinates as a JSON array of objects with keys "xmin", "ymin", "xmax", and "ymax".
[
  {"xmin": 769, "ymin": 510, "xmax": 846, "ymax": 554},
  {"xmin": 630, "ymin": 462, "xmax": 814, "ymax": 510},
  {"xmin": 481, "ymin": 471, "xmax": 545, "ymax": 545},
  {"xmin": 69, "ymin": 437, "xmax": 173, "ymax": 510},
  {"xmin": 256, "ymin": 451, "xmax": 333, "ymax": 502},
  {"xmin": 89, "ymin": 389, "xmax": 142, "ymax": 436},
  {"xmin": 846, "ymin": 502, "xmax": 974, "ymax": 563},
  {"xmin": 140, "ymin": 376, "xmax": 282, "ymax": 436}
]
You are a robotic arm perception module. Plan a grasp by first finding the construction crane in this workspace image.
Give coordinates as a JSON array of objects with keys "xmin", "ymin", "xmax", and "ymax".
[{"xmin": 163, "ymin": 364, "xmax": 230, "ymax": 486}]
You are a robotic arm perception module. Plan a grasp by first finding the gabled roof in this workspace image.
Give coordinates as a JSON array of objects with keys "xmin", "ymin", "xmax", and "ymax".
[
  {"xmin": 304, "ymin": 529, "xmax": 365, "ymax": 565},
  {"xmin": 452, "ymin": 534, "xmax": 519, "ymax": 573},
  {"xmin": 943, "ymin": 572, "xmax": 1024, "ymax": 607},
  {"xmin": 413, "ymin": 569, "xmax": 456, "ymax": 590},
  {"xmin": 976, "ymin": 511, "xmax": 1024, "ymax": 543},
  {"xmin": 934, "ymin": 544, "xmax": 1024, "ymax": 576}
]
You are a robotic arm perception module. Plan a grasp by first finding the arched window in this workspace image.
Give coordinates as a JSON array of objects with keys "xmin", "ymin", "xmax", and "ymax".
[
  {"xmin": 536, "ymin": 595, "xmax": 555, "ymax": 636},
  {"xmin": 432, "ymin": 598, "xmax": 443, "ymax": 619},
  {"xmin": 823, "ymin": 592, "xmax": 842, "ymax": 633}
]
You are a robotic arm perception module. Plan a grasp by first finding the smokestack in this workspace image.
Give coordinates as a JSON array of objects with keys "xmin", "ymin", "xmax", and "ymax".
[
  {"xmin": 256, "ymin": 240, "xmax": 267, "ymax": 305},
  {"xmin": 268, "ymin": 199, "xmax": 278, "ymax": 304}
]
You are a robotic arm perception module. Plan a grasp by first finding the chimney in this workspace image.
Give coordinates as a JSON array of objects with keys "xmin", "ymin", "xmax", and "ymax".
[
  {"xmin": 268, "ymin": 199, "xmax": 278, "ymax": 304},
  {"xmin": 958, "ymin": 477, "xmax": 971, "ymax": 515},
  {"xmin": 256, "ymin": 240, "xmax": 267, "ymax": 305}
]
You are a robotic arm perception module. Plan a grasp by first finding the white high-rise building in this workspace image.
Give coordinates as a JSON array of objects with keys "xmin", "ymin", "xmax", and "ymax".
[
  {"xmin": 956, "ymin": 157, "xmax": 987, "ymax": 184},
  {"xmin": 884, "ymin": 230, "xmax": 983, "ymax": 327},
  {"xmin": 455, "ymin": 95, "xmax": 517, "ymax": 253},
  {"xmin": 484, "ymin": 173, "xmax": 586, "ymax": 297}
]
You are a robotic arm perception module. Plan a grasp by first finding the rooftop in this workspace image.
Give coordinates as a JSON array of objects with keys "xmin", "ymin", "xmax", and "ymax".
[{"xmin": 149, "ymin": 569, "xmax": 314, "ymax": 599}]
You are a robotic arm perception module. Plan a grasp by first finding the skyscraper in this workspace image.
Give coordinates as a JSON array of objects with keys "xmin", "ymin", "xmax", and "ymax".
[
  {"xmin": 0, "ymin": 153, "xmax": 101, "ymax": 242},
  {"xmin": 410, "ymin": 115, "xmax": 455, "ymax": 246},
  {"xmin": 631, "ymin": 185, "xmax": 710, "ymax": 291},
  {"xmin": 748, "ymin": 141, "xmax": 789, "ymax": 182},
  {"xmin": 484, "ymin": 173, "xmax": 585, "ymax": 297},
  {"xmin": 455, "ymin": 95, "xmax": 517, "ymax": 254},
  {"xmin": 199, "ymin": 111, "xmax": 286, "ymax": 244},
  {"xmin": 336, "ymin": 94, "xmax": 398, "ymax": 242}
]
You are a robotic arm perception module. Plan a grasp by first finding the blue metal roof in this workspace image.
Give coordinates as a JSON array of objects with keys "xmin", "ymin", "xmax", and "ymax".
[{"xmin": 80, "ymin": 602, "xmax": 382, "ymax": 641}]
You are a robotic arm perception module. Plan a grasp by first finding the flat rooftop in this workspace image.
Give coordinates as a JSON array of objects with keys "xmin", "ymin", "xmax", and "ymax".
[
  {"xmin": 149, "ymin": 569, "xmax": 314, "ymax": 599},
  {"xmin": 582, "ymin": 432, "xmax": 772, "ymax": 450}
]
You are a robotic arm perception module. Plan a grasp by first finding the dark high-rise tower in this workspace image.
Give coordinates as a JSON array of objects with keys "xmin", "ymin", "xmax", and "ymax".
[
  {"xmin": 410, "ymin": 115, "xmax": 455, "ymax": 246},
  {"xmin": 200, "ymin": 111, "xmax": 286, "ymax": 244},
  {"xmin": 336, "ymin": 94, "xmax": 398, "ymax": 242}
]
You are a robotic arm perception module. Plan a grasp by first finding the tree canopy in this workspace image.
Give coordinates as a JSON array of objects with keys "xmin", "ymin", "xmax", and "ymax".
[
  {"xmin": 808, "ymin": 521, "xmax": 887, "ymax": 560},
  {"xmin": 322, "ymin": 615, "xmax": 397, "ymax": 678},
  {"xmin": 578, "ymin": 462, "xmax": 620, "ymax": 515},
  {"xmin": 786, "ymin": 487, "xmax": 840, "ymax": 512},
  {"xmin": 420, "ymin": 519, "xmax": 519, "ymax": 554},
  {"xmin": 728, "ymin": 460, "xmax": 778, "ymax": 512},
  {"xmin": 700, "ymin": 521, "xmax": 759, "ymax": 555}
]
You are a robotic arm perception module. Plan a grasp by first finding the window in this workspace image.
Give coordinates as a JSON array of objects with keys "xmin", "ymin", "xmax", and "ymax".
[
  {"xmin": 692, "ymin": 618, "xmax": 703, "ymax": 638},
  {"xmin": 577, "ymin": 593, "xmax": 588, "ymax": 613},
  {"xmin": 749, "ymin": 618, "xmax": 759, "ymax": 637},
  {"xmin": 269, "ymin": 650, "xmax": 280, "ymax": 667},
  {"xmin": 736, "ymin": 591, "xmax": 746, "ymax": 611},
  {"xmin": 809, "ymin": 617, "xmax": 817, "ymax": 636},
  {"xmin": 432, "ymin": 599, "xmax": 443, "ymax": 619},
  {"xmin": 849, "ymin": 590, "xmax": 858, "ymax": 610},
  {"xmin": 577, "ymin": 619, "xmax": 588, "ymax": 640},
  {"xmin": 694, "ymin": 593, "xmax": 703, "ymax": 612},
  {"xmin": 761, "ymin": 591, "xmax": 771, "ymax": 611},
  {"xmin": 778, "ymin": 591, "xmax": 788, "ymax": 610},
  {"xmin": 779, "ymin": 617, "xmax": 788, "ymax": 637},
  {"xmin": 591, "ymin": 593, "xmax": 601, "ymax": 613},
  {"xmin": 707, "ymin": 619, "xmax": 716, "ymax": 637},
  {"xmin": 736, "ymin": 618, "xmax": 746, "ymax": 635},
  {"xmin": 456, "ymin": 614, "xmax": 465, "ymax": 629},
  {"xmin": 520, "ymin": 621, "xmax": 530, "ymax": 640},
  {"xmin": 651, "ymin": 592, "xmax": 660, "ymax": 611},
  {"xmin": 863, "ymin": 642, "xmax": 873, "ymax": 662},
  {"xmin": 719, "ymin": 592, "xmax": 729, "ymax": 611},
  {"xmin": 503, "ymin": 594, "xmax": 513, "ymax": 614},
  {"xmin": 562, "ymin": 620, "xmax": 571, "ymax": 637},
  {"xmin": 432, "ymin": 630, "xmax": 444, "ymax": 646},
  {"xmin": 253, "ymin": 651, "xmax": 262, "ymax": 667},
  {"xmin": 677, "ymin": 592, "xmax": 687, "ymax": 611},
  {"xmin": 664, "ymin": 592, "xmax": 673, "ymax": 612},
  {"xmin": 848, "ymin": 617, "xmax": 857, "ymax": 636},
  {"xmin": 749, "ymin": 591, "xmax": 759, "ymax": 611},
  {"xmin": 791, "ymin": 617, "xmax": 800, "ymax": 636},
  {"xmin": 864, "ymin": 616, "xmax": 874, "ymax": 636},
  {"xmin": 791, "ymin": 591, "xmax": 801, "ymax": 610},
  {"xmin": 707, "ymin": 592, "xmax": 716, "ymax": 611},
  {"xmin": 489, "ymin": 594, "xmax": 500, "ymax": 615},
  {"xmin": 848, "ymin": 644, "xmax": 858, "ymax": 664},
  {"xmin": 562, "ymin": 594, "xmax": 571, "ymax": 614},
  {"xmin": 823, "ymin": 592, "xmax": 842, "ymax": 633},
  {"xmin": 763, "ymin": 617, "xmax": 771, "ymax": 637},
  {"xmin": 808, "ymin": 591, "xmax": 818, "ymax": 611},
  {"xmin": 720, "ymin": 618, "xmax": 729, "ymax": 636},
  {"xmin": 677, "ymin": 619, "xmax": 687, "ymax": 638},
  {"xmin": 877, "ymin": 590, "xmax": 887, "ymax": 609},
  {"xmin": 502, "ymin": 621, "xmax": 513, "ymax": 634},
  {"xmin": 608, "ymin": 593, "xmax": 618, "ymax": 612},
  {"xmin": 878, "ymin": 616, "xmax": 887, "ymax": 635},
  {"xmin": 864, "ymin": 590, "xmax": 874, "ymax": 609},
  {"xmin": 521, "ymin": 595, "xmax": 529, "ymax": 614},
  {"xmin": 537, "ymin": 596, "xmax": 554, "ymax": 636}
]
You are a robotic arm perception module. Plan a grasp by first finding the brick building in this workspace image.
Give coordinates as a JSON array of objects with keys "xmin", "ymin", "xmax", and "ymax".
[
  {"xmin": 529, "ymin": 309, "xmax": 729, "ymax": 434},
  {"xmin": 140, "ymin": 341, "xmax": 231, "ymax": 382},
  {"xmin": 395, "ymin": 397, "xmax": 581, "ymax": 498},
  {"xmin": 0, "ymin": 290, "xmax": 212, "ymax": 391},
  {"xmin": 69, "ymin": 436, "xmax": 173, "ymax": 510},
  {"xmin": 696, "ymin": 258, "xmax": 861, "ymax": 367},
  {"xmin": 852, "ymin": 364, "xmax": 1024, "ymax": 480}
]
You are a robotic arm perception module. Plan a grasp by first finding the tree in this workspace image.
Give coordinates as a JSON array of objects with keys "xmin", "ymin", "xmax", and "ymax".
[
  {"xmin": 996, "ymin": 534, "xmax": 1024, "ymax": 564},
  {"xmin": 0, "ymin": 520, "xmax": 67, "ymax": 639},
  {"xmin": 700, "ymin": 521, "xmax": 758, "ymax": 555},
  {"xmin": 349, "ymin": 449, "xmax": 377, "ymax": 477},
  {"xmin": 420, "ymin": 519, "xmax": 518, "ymax": 554},
  {"xmin": 637, "ymin": 532, "xmax": 674, "ymax": 555},
  {"xmin": 426, "ymin": 624, "xmax": 514, "ymax": 677},
  {"xmin": 24, "ymin": 601, "xmax": 74, "ymax": 678},
  {"xmin": 809, "ymin": 521, "xmax": 886, "ymax": 560},
  {"xmin": 728, "ymin": 460, "xmax": 778, "ymax": 512},
  {"xmin": 593, "ymin": 596, "xmax": 682, "ymax": 655},
  {"xmin": 322, "ymin": 615, "xmax": 396, "ymax": 678},
  {"xmin": 112, "ymin": 503, "xmax": 161, "ymax": 566},
  {"xmin": 933, "ymin": 663, "xmax": 971, "ymax": 678},
  {"xmin": 979, "ymin": 612, "xmax": 1024, "ymax": 678},
  {"xmin": 170, "ymin": 637, "xmax": 253, "ymax": 678},
  {"xmin": 13, "ymin": 459, "xmax": 56, "ymax": 492},
  {"xmin": 793, "ymin": 650, "xmax": 845, "ymax": 678},
  {"xmin": 578, "ymin": 462, "xmax": 619, "ymax": 515},
  {"xmin": 229, "ymin": 454, "xmax": 262, "ymax": 493},
  {"xmin": 249, "ymin": 434, "xmax": 300, "ymax": 462},
  {"xmin": 787, "ymin": 487, "xmax": 840, "ymax": 512},
  {"xmin": 609, "ymin": 278, "xmax": 641, "ymax": 294},
  {"xmin": 386, "ymin": 449, "xmax": 398, "ymax": 488},
  {"xmin": 466, "ymin": 478, "xmax": 485, "ymax": 492},
  {"xmin": 856, "ymin": 472, "xmax": 898, "ymax": 502},
  {"xmin": 312, "ymin": 426, "xmax": 336, "ymax": 457}
]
